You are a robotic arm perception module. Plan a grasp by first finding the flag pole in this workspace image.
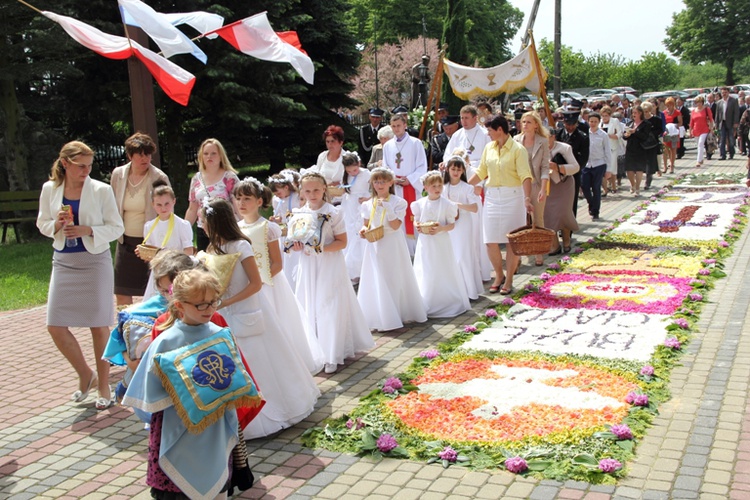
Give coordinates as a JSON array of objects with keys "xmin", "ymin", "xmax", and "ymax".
[
  {"xmin": 16, "ymin": 0, "xmax": 43, "ymax": 14},
  {"xmin": 419, "ymin": 48, "xmax": 445, "ymax": 142},
  {"xmin": 528, "ymin": 31, "xmax": 554, "ymax": 125}
]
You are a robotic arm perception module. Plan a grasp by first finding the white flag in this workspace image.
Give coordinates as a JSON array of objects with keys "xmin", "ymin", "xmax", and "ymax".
[
  {"xmin": 43, "ymin": 10, "xmax": 195, "ymax": 105},
  {"xmin": 444, "ymin": 44, "xmax": 548, "ymax": 99},
  {"xmin": 210, "ymin": 12, "xmax": 314, "ymax": 85},
  {"xmin": 118, "ymin": 0, "xmax": 208, "ymax": 63}
]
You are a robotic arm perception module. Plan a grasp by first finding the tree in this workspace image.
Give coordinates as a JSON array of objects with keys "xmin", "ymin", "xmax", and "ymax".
[
  {"xmin": 349, "ymin": 38, "xmax": 440, "ymax": 114},
  {"xmin": 345, "ymin": 0, "xmax": 522, "ymax": 70},
  {"xmin": 664, "ymin": 0, "xmax": 750, "ymax": 85},
  {"xmin": 442, "ymin": 0, "xmax": 469, "ymax": 112}
]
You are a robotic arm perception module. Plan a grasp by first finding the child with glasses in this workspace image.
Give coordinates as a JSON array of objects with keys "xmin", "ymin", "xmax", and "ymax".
[
  {"xmin": 356, "ymin": 167, "xmax": 426, "ymax": 331},
  {"xmin": 201, "ymin": 197, "xmax": 320, "ymax": 439},
  {"xmin": 124, "ymin": 268, "xmax": 260, "ymax": 500}
]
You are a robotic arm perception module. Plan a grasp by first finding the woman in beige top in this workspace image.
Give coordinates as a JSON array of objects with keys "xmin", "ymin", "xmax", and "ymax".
[
  {"xmin": 514, "ymin": 111, "xmax": 550, "ymax": 266},
  {"xmin": 109, "ymin": 133, "xmax": 169, "ymax": 305}
]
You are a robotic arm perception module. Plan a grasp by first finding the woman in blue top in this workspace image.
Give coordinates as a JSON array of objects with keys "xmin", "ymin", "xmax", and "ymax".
[{"xmin": 37, "ymin": 141, "xmax": 124, "ymax": 410}]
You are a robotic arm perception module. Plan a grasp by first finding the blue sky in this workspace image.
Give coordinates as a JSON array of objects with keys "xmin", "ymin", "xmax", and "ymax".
[{"xmin": 507, "ymin": 0, "xmax": 686, "ymax": 61}]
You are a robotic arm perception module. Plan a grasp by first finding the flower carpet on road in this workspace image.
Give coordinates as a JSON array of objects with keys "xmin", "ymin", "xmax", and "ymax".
[{"xmin": 302, "ymin": 172, "xmax": 747, "ymax": 483}]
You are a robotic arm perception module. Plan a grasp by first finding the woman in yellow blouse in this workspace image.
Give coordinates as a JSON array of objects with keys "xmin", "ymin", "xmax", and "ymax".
[{"xmin": 469, "ymin": 115, "xmax": 533, "ymax": 295}]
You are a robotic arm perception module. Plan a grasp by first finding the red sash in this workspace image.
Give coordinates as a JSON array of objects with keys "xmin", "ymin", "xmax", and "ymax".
[{"xmin": 399, "ymin": 178, "xmax": 417, "ymax": 237}]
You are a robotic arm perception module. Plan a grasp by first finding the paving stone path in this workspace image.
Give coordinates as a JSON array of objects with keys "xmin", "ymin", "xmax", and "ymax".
[{"xmin": 2, "ymin": 154, "xmax": 750, "ymax": 499}]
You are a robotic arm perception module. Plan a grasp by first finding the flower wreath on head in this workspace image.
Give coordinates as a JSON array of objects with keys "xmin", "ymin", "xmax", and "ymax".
[
  {"xmin": 239, "ymin": 176, "xmax": 265, "ymax": 195},
  {"xmin": 370, "ymin": 166, "xmax": 394, "ymax": 178}
]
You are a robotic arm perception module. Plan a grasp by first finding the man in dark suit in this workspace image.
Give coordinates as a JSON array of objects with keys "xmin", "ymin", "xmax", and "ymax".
[
  {"xmin": 556, "ymin": 111, "xmax": 589, "ymax": 218},
  {"xmin": 676, "ymin": 97, "xmax": 691, "ymax": 159},
  {"xmin": 715, "ymin": 87, "xmax": 741, "ymax": 160},
  {"xmin": 430, "ymin": 115, "xmax": 459, "ymax": 169},
  {"xmin": 358, "ymin": 107, "xmax": 384, "ymax": 165}
]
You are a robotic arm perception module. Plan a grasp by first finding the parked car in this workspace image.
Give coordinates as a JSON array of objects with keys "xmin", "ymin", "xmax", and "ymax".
[
  {"xmin": 640, "ymin": 90, "xmax": 690, "ymax": 101},
  {"xmin": 683, "ymin": 88, "xmax": 711, "ymax": 97},
  {"xmin": 612, "ymin": 86, "xmax": 638, "ymax": 96},
  {"xmin": 585, "ymin": 88, "xmax": 617, "ymax": 100},
  {"xmin": 510, "ymin": 93, "xmax": 536, "ymax": 109},
  {"xmin": 547, "ymin": 91, "xmax": 584, "ymax": 106}
]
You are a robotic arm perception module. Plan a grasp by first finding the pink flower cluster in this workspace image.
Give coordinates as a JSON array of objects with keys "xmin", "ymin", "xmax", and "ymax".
[
  {"xmin": 688, "ymin": 293, "xmax": 703, "ymax": 301},
  {"xmin": 610, "ymin": 424, "xmax": 633, "ymax": 440},
  {"xmin": 703, "ymin": 258, "xmax": 716, "ymax": 265},
  {"xmin": 719, "ymin": 241, "xmax": 730, "ymax": 248},
  {"xmin": 346, "ymin": 417, "xmax": 365, "ymax": 430},
  {"xmin": 689, "ymin": 279, "xmax": 706, "ymax": 286},
  {"xmin": 382, "ymin": 377, "xmax": 403, "ymax": 394},
  {"xmin": 548, "ymin": 263, "xmax": 561, "ymax": 270},
  {"xmin": 698, "ymin": 268, "xmax": 711, "ymax": 276},
  {"xmin": 673, "ymin": 318, "xmax": 689, "ymax": 329},
  {"xmin": 419, "ymin": 349, "xmax": 440, "ymax": 359},
  {"xmin": 505, "ymin": 456, "xmax": 528, "ymax": 473},
  {"xmin": 463, "ymin": 325, "xmax": 478, "ymax": 333},
  {"xmin": 640, "ymin": 365, "xmax": 655, "ymax": 376},
  {"xmin": 664, "ymin": 337, "xmax": 681, "ymax": 349},
  {"xmin": 484, "ymin": 309, "xmax": 498, "ymax": 318},
  {"xmin": 501, "ymin": 297, "xmax": 516, "ymax": 306},
  {"xmin": 626, "ymin": 391, "xmax": 649, "ymax": 406},
  {"xmin": 598, "ymin": 458, "xmax": 622, "ymax": 473},
  {"xmin": 376, "ymin": 433, "xmax": 398, "ymax": 452},
  {"xmin": 438, "ymin": 446, "xmax": 458, "ymax": 462},
  {"xmin": 539, "ymin": 273, "xmax": 551, "ymax": 281}
]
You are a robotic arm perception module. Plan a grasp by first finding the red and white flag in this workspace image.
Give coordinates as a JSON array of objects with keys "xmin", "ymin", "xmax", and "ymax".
[
  {"xmin": 43, "ymin": 10, "xmax": 195, "ymax": 106},
  {"xmin": 209, "ymin": 12, "xmax": 314, "ymax": 85}
]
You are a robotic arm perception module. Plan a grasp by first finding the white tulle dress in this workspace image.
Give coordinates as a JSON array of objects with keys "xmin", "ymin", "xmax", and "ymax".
[
  {"xmin": 411, "ymin": 196, "xmax": 471, "ymax": 318},
  {"xmin": 357, "ymin": 196, "xmax": 427, "ymax": 331},
  {"xmin": 443, "ymin": 181, "xmax": 483, "ymax": 300},
  {"xmin": 292, "ymin": 203, "xmax": 374, "ymax": 366},
  {"xmin": 238, "ymin": 218, "xmax": 325, "ymax": 375},
  {"xmin": 272, "ymin": 193, "xmax": 301, "ymax": 290},
  {"xmin": 342, "ymin": 170, "xmax": 371, "ymax": 281},
  {"xmin": 216, "ymin": 239, "xmax": 320, "ymax": 439}
]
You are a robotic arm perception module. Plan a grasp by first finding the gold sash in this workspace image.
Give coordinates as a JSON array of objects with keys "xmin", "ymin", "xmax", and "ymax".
[{"xmin": 241, "ymin": 220, "xmax": 273, "ymax": 286}]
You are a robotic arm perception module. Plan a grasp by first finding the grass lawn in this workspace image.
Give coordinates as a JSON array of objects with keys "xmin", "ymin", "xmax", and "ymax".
[{"xmin": 0, "ymin": 235, "xmax": 54, "ymax": 311}]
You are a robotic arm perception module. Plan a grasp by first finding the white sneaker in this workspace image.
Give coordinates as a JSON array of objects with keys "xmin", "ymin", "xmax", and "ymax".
[{"xmin": 324, "ymin": 363, "xmax": 337, "ymax": 374}]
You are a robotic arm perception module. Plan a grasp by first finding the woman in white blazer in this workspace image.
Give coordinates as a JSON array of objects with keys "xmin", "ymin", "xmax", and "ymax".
[{"xmin": 37, "ymin": 141, "xmax": 124, "ymax": 410}]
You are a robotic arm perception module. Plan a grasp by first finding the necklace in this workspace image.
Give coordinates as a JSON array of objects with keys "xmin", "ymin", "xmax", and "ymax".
[
  {"xmin": 465, "ymin": 127, "xmax": 480, "ymax": 154},
  {"xmin": 126, "ymin": 171, "xmax": 147, "ymax": 198}
]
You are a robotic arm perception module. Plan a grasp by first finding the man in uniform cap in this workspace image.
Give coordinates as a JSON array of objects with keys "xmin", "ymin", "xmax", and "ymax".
[
  {"xmin": 556, "ymin": 109, "xmax": 589, "ymax": 218},
  {"xmin": 359, "ymin": 107, "xmax": 384, "ymax": 165}
]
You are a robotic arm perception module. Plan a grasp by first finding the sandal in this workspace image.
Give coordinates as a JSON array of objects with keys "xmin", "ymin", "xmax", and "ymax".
[
  {"xmin": 95, "ymin": 386, "xmax": 114, "ymax": 410},
  {"xmin": 499, "ymin": 286, "xmax": 513, "ymax": 296},
  {"xmin": 563, "ymin": 245, "xmax": 572, "ymax": 253},
  {"xmin": 72, "ymin": 372, "xmax": 97, "ymax": 403},
  {"xmin": 535, "ymin": 258, "xmax": 544, "ymax": 266},
  {"xmin": 488, "ymin": 276, "xmax": 506, "ymax": 293}
]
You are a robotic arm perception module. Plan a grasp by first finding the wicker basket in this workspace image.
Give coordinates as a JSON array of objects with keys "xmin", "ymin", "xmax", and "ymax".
[
  {"xmin": 136, "ymin": 244, "xmax": 160, "ymax": 262},
  {"xmin": 506, "ymin": 217, "xmax": 556, "ymax": 256},
  {"xmin": 363, "ymin": 225, "xmax": 384, "ymax": 243},
  {"xmin": 327, "ymin": 185, "xmax": 346, "ymax": 197}
]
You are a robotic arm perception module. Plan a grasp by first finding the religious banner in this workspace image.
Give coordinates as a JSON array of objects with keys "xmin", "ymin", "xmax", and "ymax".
[{"xmin": 443, "ymin": 42, "xmax": 548, "ymax": 100}]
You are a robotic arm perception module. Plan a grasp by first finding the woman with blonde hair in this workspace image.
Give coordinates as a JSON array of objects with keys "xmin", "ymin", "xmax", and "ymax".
[
  {"xmin": 184, "ymin": 138, "xmax": 240, "ymax": 251},
  {"xmin": 37, "ymin": 141, "xmax": 124, "ymax": 409},
  {"xmin": 513, "ymin": 111, "xmax": 549, "ymax": 266}
]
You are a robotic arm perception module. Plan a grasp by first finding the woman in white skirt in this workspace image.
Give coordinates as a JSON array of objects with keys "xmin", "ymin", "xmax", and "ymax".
[
  {"xmin": 37, "ymin": 141, "xmax": 124, "ymax": 410},
  {"xmin": 468, "ymin": 115, "xmax": 533, "ymax": 296}
]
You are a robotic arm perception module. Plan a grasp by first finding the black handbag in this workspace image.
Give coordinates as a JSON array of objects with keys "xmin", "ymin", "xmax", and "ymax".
[{"xmin": 640, "ymin": 132, "xmax": 659, "ymax": 150}]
